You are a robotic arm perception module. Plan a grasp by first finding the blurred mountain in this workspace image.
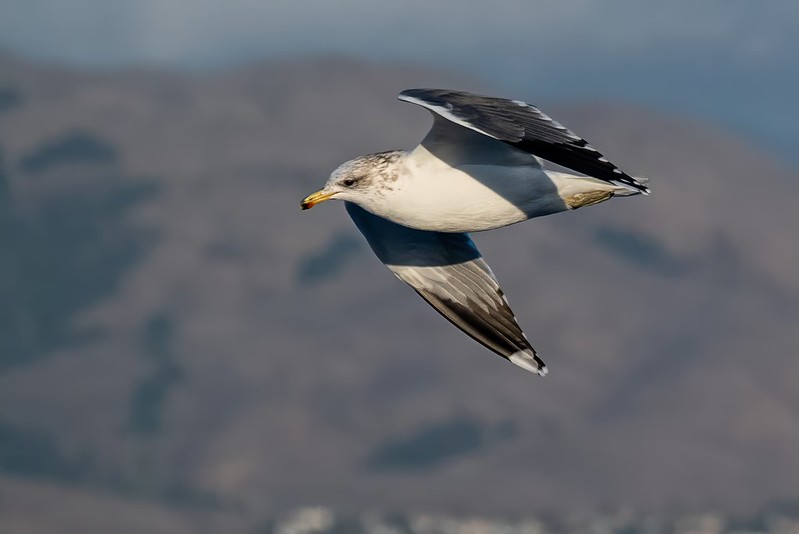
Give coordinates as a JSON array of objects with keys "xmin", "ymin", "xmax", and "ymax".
[{"xmin": 0, "ymin": 52, "xmax": 798, "ymax": 532}]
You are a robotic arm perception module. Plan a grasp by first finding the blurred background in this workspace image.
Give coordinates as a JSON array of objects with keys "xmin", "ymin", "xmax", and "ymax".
[{"xmin": 0, "ymin": 1, "xmax": 798, "ymax": 532}]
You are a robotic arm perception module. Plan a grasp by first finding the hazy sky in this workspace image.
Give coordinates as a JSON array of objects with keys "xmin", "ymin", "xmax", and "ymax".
[{"xmin": 1, "ymin": 0, "xmax": 796, "ymax": 164}]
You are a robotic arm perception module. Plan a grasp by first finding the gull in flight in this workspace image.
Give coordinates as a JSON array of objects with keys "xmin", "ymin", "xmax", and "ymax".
[{"xmin": 301, "ymin": 89, "xmax": 648, "ymax": 376}]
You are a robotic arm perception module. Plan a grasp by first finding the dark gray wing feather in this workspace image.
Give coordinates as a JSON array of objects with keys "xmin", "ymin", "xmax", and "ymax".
[
  {"xmin": 346, "ymin": 202, "xmax": 546, "ymax": 375},
  {"xmin": 399, "ymin": 88, "xmax": 648, "ymax": 194}
]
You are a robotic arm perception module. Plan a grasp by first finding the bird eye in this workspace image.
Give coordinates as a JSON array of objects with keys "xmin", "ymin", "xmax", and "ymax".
[{"xmin": 342, "ymin": 178, "xmax": 356, "ymax": 187}]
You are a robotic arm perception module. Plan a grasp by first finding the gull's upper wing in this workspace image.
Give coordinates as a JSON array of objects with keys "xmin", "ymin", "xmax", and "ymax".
[
  {"xmin": 399, "ymin": 88, "xmax": 649, "ymax": 194},
  {"xmin": 346, "ymin": 202, "xmax": 546, "ymax": 376}
]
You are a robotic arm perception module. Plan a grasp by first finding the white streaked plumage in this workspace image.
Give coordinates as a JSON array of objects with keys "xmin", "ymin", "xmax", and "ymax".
[{"xmin": 301, "ymin": 89, "xmax": 649, "ymax": 375}]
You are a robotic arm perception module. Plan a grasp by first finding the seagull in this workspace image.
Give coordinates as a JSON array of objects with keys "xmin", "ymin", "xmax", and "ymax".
[{"xmin": 301, "ymin": 89, "xmax": 648, "ymax": 376}]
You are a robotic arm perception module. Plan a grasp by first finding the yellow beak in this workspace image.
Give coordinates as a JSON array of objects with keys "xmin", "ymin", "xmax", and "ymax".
[{"xmin": 300, "ymin": 189, "xmax": 338, "ymax": 210}]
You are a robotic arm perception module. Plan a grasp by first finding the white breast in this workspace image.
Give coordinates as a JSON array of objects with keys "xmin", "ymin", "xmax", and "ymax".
[{"xmin": 374, "ymin": 146, "xmax": 569, "ymax": 233}]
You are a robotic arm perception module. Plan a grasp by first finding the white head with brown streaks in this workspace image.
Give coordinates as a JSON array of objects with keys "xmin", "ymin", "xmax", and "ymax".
[{"xmin": 300, "ymin": 150, "xmax": 404, "ymax": 211}]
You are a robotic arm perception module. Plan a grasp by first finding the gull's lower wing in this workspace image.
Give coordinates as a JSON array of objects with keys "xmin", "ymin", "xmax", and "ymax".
[
  {"xmin": 398, "ymin": 88, "xmax": 649, "ymax": 194},
  {"xmin": 346, "ymin": 202, "xmax": 546, "ymax": 376}
]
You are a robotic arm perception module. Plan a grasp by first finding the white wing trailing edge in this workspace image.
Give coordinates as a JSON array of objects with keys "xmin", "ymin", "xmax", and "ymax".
[{"xmin": 399, "ymin": 88, "xmax": 649, "ymax": 195}]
